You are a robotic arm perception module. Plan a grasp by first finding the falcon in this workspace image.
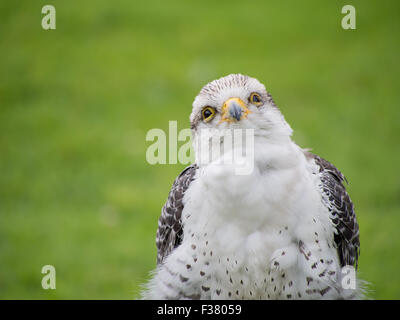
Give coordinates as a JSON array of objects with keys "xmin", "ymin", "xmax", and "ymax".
[{"xmin": 142, "ymin": 74, "xmax": 362, "ymax": 300}]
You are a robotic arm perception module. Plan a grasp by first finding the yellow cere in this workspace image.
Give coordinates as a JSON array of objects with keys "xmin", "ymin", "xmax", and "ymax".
[{"xmin": 219, "ymin": 97, "xmax": 252, "ymax": 123}]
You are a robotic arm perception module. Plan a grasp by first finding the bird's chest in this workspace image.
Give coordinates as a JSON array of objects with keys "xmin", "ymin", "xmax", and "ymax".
[
  {"xmin": 181, "ymin": 227, "xmax": 296, "ymax": 299},
  {"xmin": 175, "ymin": 147, "xmax": 336, "ymax": 299},
  {"xmin": 176, "ymin": 222, "xmax": 338, "ymax": 300}
]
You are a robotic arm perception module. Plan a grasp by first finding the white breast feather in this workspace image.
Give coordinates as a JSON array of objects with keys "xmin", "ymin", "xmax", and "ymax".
[{"xmin": 142, "ymin": 137, "xmax": 362, "ymax": 300}]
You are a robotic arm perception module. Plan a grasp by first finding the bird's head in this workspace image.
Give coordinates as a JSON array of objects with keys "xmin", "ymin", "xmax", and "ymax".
[{"xmin": 190, "ymin": 74, "xmax": 292, "ymax": 140}]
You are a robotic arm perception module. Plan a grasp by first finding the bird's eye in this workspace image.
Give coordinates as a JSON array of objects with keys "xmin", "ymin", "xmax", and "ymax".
[
  {"xmin": 249, "ymin": 92, "xmax": 263, "ymax": 106},
  {"xmin": 202, "ymin": 107, "xmax": 216, "ymax": 122}
]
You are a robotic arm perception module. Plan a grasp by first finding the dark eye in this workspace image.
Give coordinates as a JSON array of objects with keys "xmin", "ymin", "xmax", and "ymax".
[
  {"xmin": 249, "ymin": 92, "xmax": 262, "ymax": 106},
  {"xmin": 202, "ymin": 106, "xmax": 216, "ymax": 122}
]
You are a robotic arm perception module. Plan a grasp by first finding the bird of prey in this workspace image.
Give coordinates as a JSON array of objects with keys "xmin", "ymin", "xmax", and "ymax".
[{"xmin": 142, "ymin": 74, "xmax": 362, "ymax": 300}]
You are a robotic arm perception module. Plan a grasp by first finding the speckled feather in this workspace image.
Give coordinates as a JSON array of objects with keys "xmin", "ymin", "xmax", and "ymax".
[
  {"xmin": 156, "ymin": 164, "xmax": 197, "ymax": 264},
  {"xmin": 310, "ymin": 153, "xmax": 360, "ymax": 269}
]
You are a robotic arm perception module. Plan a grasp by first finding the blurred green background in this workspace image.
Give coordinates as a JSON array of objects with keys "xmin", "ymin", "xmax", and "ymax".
[{"xmin": 0, "ymin": 0, "xmax": 399, "ymax": 299}]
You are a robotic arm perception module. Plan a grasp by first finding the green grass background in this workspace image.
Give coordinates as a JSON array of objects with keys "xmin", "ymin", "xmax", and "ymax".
[{"xmin": 0, "ymin": 0, "xmax": 399, "ymax": 299}]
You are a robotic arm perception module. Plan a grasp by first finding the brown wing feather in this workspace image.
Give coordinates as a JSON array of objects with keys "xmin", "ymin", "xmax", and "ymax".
[
  {"xmin": 309, "ymin": 153, "xmax": 360, "ymax": 269},
  {"xmin": 155, "ymin": 164, "xmax": 197, "ymax": 264}
]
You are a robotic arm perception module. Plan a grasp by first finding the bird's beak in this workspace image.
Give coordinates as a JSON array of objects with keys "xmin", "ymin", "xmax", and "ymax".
[{"xmin": 220, "ymin": 97, "xmax": 251, "ymax": 123}]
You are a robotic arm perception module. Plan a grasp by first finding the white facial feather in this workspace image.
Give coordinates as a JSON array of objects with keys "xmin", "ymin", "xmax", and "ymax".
[
  {"xmin": 190, "ymin": 74, "xmax": 292, "ymax": 139},
  {"xmin": 190, "ymin": 74, "xmax": 293, "ymax": 168}
]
